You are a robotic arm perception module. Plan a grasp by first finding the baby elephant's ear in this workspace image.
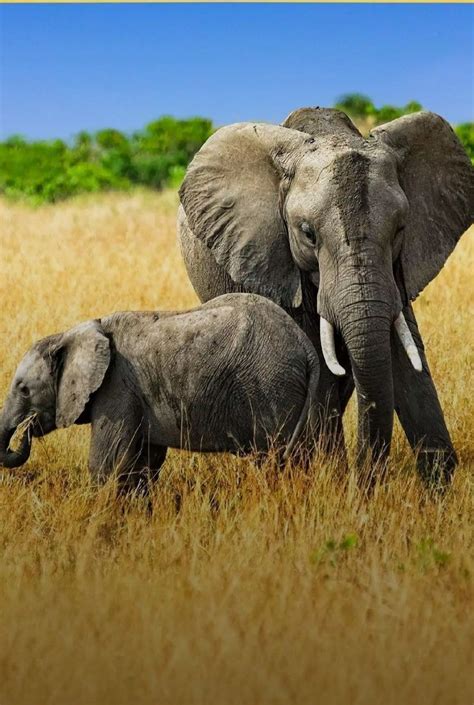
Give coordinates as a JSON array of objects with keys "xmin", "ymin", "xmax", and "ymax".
[{"xmin": 55, "ymin": 321, "xmax": 110, "ymax": 428}]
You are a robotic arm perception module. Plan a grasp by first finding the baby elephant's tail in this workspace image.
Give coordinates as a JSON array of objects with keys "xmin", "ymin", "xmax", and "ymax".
[{"xmin": 283, "ymin": 354, "xmax": 320, "ymax": 462}]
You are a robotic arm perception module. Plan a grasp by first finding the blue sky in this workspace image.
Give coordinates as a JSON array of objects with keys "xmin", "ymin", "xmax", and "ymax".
[{"xmin": 0, "ymin": 3, "xmax": 472, "ymax": 140}]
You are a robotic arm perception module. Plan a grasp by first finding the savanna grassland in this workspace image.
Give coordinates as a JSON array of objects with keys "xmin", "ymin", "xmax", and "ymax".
[{"xmin": 0, "ymin": 190, "xmax": 473, "ymax": 705}]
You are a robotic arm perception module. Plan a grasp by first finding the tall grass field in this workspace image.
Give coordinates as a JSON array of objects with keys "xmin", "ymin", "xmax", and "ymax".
[{"xmin": 0, "ymin": 190, "xmax": 472, "ymax": 705}]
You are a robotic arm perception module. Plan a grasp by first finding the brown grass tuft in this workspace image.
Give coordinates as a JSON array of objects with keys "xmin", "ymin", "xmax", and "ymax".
[{"xmin": 0, "ymin": 191, "xmax": 472, "ymax": 705}]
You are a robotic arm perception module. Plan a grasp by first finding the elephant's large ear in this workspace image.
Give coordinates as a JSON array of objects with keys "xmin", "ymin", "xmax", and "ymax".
[
  {"xmin": 55, "ymin": 321, "xmax": 110, "ymax": 428},
  {"xmin": 179, "ymin": 122, "xmax": 313, "ymax": 308},
  {"xmin": 371, "ymin": 112, "xmax": 474, "ymax": 301}
]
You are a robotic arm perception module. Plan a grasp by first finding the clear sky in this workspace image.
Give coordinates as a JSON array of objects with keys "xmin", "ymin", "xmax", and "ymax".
[{"xmin": 0, "ymin": 3, "xmax": 473, "ymax": 140}]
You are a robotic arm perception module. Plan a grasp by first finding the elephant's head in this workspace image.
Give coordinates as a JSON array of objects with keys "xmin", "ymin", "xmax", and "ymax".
[
  {"xmin": 180, "ymin": 107, "xmax": 473, "ymax": 460},
  {"xmin": 0, "ymin": 321, "xmax": 110, "ymax": 468}
]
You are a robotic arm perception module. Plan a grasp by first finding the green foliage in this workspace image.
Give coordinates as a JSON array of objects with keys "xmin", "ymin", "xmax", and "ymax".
[
  {"xmin": 1, "ymin": 104, "xmax": 471, "ymax": 204},
  {"xmin": 335, "ymin": 93, "xmax": 425, "ymax": 126},
  {"xmin": 129, "ymin": 116, "xmax": 213, "ymax": 189},
  {"xmin": 310, "ymin": 533, "xmax": 359, "ymax": 567},
  {"xmin": 335, "ymin": 93, "xmax": 420, "ymax": 124},
  {"xmin": 455, "ymin": 123, "xmax": 474, "ymax": 163},
  {"xmin": 131, "ymin": 154, "xmax": 175, "ymax": 190},
  {"xmin": 167, "ymin": 165, "xmax": 187, "ymax": 189},
  {"xmin": 95, "ymin": 129, "xmax": 128, "ymax": 150},
  {"xmin": 416, "ymin": 537, "xmax": 450, "ymax": 571},
  {"xmin": 335, "ymin": 93, "xmax": 376, "ymax": 117},
  {"xmin": 0, "ymin": 137, "xmax": 127, "ymax": 205},
  {"xmin": 0, "ymin": 116, "xmax": 213, "ymax": 204},
  {"xmin": 335, "ymin": 94, "xmax": 472, "ymax": 159},
  {"xmin": 404, "ymin": 100, "xmax": 423, "ymax": 114}
]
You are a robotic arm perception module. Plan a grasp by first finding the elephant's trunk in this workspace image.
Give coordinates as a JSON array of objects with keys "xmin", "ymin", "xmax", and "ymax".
[
  {"xmin": 340, "ymin": 306, "xmax": 394, "ymax": 464},
  {"xmin": 321, "ymin": 267, "xmax": 398, "ymax": 468},
  {"xmin": 321, "ymin": 312, "xmax": 422, "ymax": 377},
  {"xmin": 0, "ymin": 412, "xmax": 32, "ymax": 468}
]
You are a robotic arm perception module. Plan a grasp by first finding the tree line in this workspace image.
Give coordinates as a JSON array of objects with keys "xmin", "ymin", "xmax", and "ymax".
[{"xmin": 1, "ymin": 96, "xmax": 472, "ymax": 205}]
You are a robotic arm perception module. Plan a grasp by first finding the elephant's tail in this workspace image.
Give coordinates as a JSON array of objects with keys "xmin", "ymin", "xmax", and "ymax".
[{"xmin": 283, "ymin": 353, "xmax": 320, "ymax": 462}]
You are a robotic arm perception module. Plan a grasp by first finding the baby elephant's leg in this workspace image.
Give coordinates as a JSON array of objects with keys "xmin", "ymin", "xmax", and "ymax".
[
  {"xmin": 88, "ymin": 381, "xmax": 153, "ymax": 495},
  {"xmin": 88, "ymin": 413, "xmax": 143, "ymax": 488},
  {"xmin": 87, "ymin": 369, "xmax": 169, "ymax": 496},
  {"xmin": 89, "ymin": 404, "xmax": 167, "ymax": 497},
  {"xmin": 120, "ymin": 443, "xmax": 167, "ymax": 496}
]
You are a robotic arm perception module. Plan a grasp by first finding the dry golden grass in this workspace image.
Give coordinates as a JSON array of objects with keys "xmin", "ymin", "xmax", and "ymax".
[{"xmin": 0, "ymin": 190, "xmax": 473, "ymax": 705}]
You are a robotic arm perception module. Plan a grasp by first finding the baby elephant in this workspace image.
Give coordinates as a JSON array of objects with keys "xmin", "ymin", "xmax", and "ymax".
[{"xmin": 0, "ymin": 294, "xmax": 319, "ymax": 493}]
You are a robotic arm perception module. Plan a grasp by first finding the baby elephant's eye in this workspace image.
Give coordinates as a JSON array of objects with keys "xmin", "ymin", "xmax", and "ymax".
[
  {"xmin": 301, "ymin": 221, "xmax": 317, "ymax": 244},
  {"xmin": 17, "ymin": 383, "xmax": 30, "ymax": 398}
]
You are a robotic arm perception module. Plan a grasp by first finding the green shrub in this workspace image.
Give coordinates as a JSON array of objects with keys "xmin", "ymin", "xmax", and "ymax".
[
  {"xmin": 404, "ymin": 101, "xmax": 423, "ymax": 114},
  {"xmin": 167, "ymin": 165, "xmax": 187, "ymax": 189},
  {"xmin": 335, "ymin": 94, "xmax": 426, "ymax": 127},
  {"xmin": 1, "ymin": 108, "xmax": 471, "ymax": 204},
  {"xmin": 376, "ymin": 105, "xmax": 404, "ymax": 124},
  {"xmin": 334, "ymin": 93, "xmax": 376, "ymax": 119},
  {"xmin": 334, "ymin": 94, "xmax": 473, "ymax": 159},
  {"xmin": 100, "ymin": 148, "xmax": 136, "ymax": 182},
  {"xmin": 95, "ymin": 129, "xmax": 128, "ymax": 151},
  {"xmin": 455, "ymin": 123, "xmax": 474, "ymax": 163},
  {"xmin": 0, "ymin": 138, "xmax": 70, "ymax": 203},
  {"xmin": 0, "ymin": 116, "xmax": 213, "ymax": 204},
  {"xmin": 136, "ymin": 116, "xmax": 213, "ymax": 162},
  {"xmin": 131, "ymin": 154, "xmax": 176, "ymax": 190}
]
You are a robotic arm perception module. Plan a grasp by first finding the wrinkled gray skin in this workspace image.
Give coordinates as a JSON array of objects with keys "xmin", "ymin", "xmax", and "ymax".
[
  {"xmin": 178, "ymin": 107, "xmax": 473, "ymax": 485},
  {"xmin": 0, "ymin": 294, "xmax": 319, "ymax": 493}
]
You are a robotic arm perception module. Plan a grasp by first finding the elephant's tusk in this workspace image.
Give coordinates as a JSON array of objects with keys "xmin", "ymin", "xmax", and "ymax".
[
  {"xmin": 394, "ymin": 312, "xmax": 423, "ymax": 372},
  {"xmin": 320, "ymin": 318, "xmax": 346, "ymax": 377}
]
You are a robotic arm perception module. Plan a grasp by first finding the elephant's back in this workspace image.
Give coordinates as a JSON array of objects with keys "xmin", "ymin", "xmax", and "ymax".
[{"xmin": 150, "ymin": 294, "xmax": 314, "ymax": 451}]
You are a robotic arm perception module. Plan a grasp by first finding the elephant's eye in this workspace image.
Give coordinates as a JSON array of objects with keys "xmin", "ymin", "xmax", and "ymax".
[
  {"xmin": 301, "ymin": 222, "xmax": 317, "ymax": 244},
  {"xmin": 17, "ymin": 383, "xmax": 30, "ymax": 398}
]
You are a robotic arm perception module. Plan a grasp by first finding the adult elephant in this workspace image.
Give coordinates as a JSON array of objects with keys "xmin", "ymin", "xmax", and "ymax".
[{"xmin": 177, "ymin": 107, "xmax": 473, "ymax": 484}]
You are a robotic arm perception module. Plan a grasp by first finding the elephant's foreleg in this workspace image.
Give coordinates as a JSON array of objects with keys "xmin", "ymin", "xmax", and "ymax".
[
  {"xmin": 88, "ymin": 377, "xmax": 149, "ymax": 493},
  {"xmin": 123, "ymin": 441, "xmax": 167, "ymax": 496},
  {"xmin": 302, "ymin": 310, "xmax": 350, "ymax": 467},
  {"xmin": 392, "ymin": 304, "xmax": 457, "ymax": 486},
  {"xmin": 310, "ymin": 364, "xmax": 349, "ymax": 471},
  {"xmin": 89, "ymin": 414, "xmax": 143, "ymax": 489}
]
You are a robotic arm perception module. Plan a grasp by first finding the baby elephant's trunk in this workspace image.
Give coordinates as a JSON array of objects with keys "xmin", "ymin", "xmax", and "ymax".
[{"xmin": 0, "ymin": 416, "xmax": 32, "ymax": 468}]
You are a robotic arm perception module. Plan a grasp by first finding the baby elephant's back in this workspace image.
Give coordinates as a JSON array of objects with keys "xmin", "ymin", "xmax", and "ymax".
[{"xmin": 154, "ymin": 294, "xmax": 316, "ymax": 452}]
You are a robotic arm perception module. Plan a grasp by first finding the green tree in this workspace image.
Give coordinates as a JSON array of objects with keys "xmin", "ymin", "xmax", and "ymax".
[
  {"xmin": 0, "ymin": 115, "xmax": 213, "ymax": 203},
  {"xmin": 404, "ymin": 101, "xmax": 423, "ymax": 114},
  {"xmin": 334, "ymin": 93, "xmax": 376, "ymax": 118},
  {"xmin": 334, "ymin": 94, "xmax": 426, "ymax": 129},
  {"xmin": 2, "ymin": 107, "xmax": 470, "ymax": 204},
  {"xmin": 96, "ymin": 129, "xmax": 128, "ymax": 150},
  {"xmin": 376, "ymin": 105, "xmax": 404, "ymax": 124},
  {"xmin": 72, "ymin": 131, "xmax": 94, "ymax": 162},
  {"xmin": 455, "ymin": 123, "xmax": 474, "ymax": 163}
]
